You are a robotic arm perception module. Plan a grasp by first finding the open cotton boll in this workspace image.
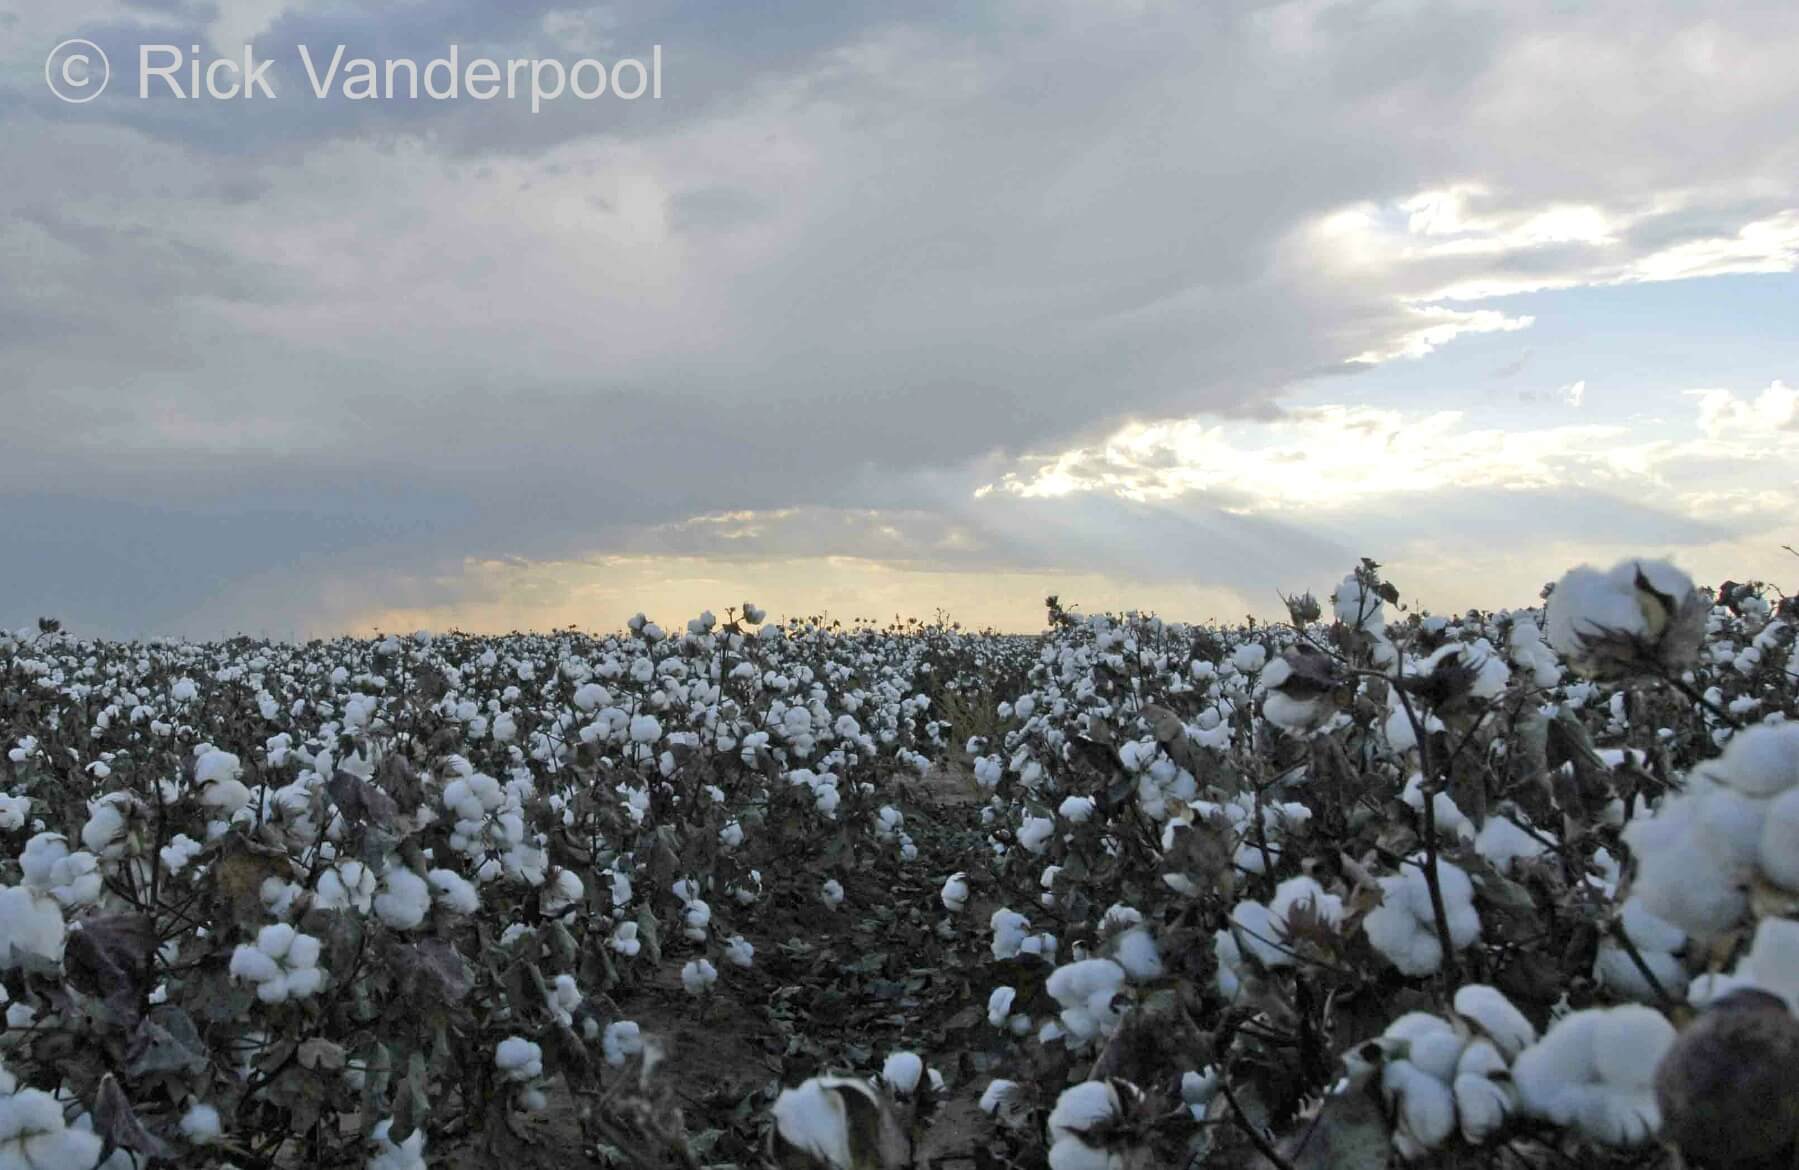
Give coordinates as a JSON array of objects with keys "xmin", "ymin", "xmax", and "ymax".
[
  {"xmin": 1018, "ymin": 816, "xmax": 1056, "ymax": 855},
  {"xmin": 425, "ymin": 869, "xmax": 478, "ymax": 915},
  {"xmin": 1694, "ymin": 720, "xmax": 1799, "ymax": 798},
  {"xmin": 1452, "ymin": 985, "xmax": 1537, "ymax": 1059},
  {"xmin": 681, "ymin": 958, "xmax": 717, "ymax": 995},
  {"xmin": 1113, "ymin": 927, "xmax": 1163, "ymax": 980},
  {"xmin": 1473, "ymin": 815, "xmax": 1545, "ymax": 872},
  {"xmin": 494, "ymin": 1036, "xmax": 543, "ymax": 1082},
  {"xmin": 1268, "ymin": 875, "xmax": 1345, "ymax": 931},
  {"xmin": 1546, "ymin": 559, "xmax": 1705, "ymax": 676},
  {"xmin": 229, "ymin": 924, "xmax": 325, "ymax": 1003},
  {"xmin": 1046, "ymin": 1080, "xmax": 1123, "ymax": 1145},
  {"xmin": 0, "ymin": 796, "xmax": 29, "ymax": 833},
  {"xmin": 771, "ymin": 1077, "xmax": 867, "ymax": 1169},
  {"xmin": 820, "ymin": 879, "xmax": 845, "ymax": 910},
  {"xmin": 539, "ymin": 869, "xmax": 583, "ymax": 916},
  {"xmin": 1045, "ymin": 1079, "xmax": 1142, "ymax": 1170},
  {"xmin": 1512, "ymin": 1004, "xmax": 1673, "ymax": 1146},
  {"xmin": 1057, "ymin": 795, "xmax": 1097, "ymax": 824},
  {"xmin": 1621, "ymin": 791, "xmax": 1752, "ymax": 939},
  {"xmin": 724, "ymin": 935, "xmax": 755, "ymax": 968},
  {"xmin": 1363, "ymin": 859, "xmax": 1480, "ymax": 976},
  {"xmin": 979, "ymin": 1079, "xmax": 1029, "ymax": 1127},
  {"xmin": 1401, "ymin": 775, "xmax": 1474, "ymax": 843},
  {"xmin": 367, "ymin": 1117, "xmax": 427, "ymax": 1170},
  {"xmin": 1045, "ymin": 959, "xmax": 1126, "ymax": 1046},
  {"xmin": 991, "ymin": 908, "xmax": 1032, "ymax": 960},
  {"xmin": 1381, "ymin": 1059, "xmax": 1458, "ymax": 1159},
  {"xmin": 1595, "ymin": 899, "xmax": 1689, "ymax": 1001},
  {"xmin": 179, "ymin": 1103, "xmax": 221, "ymax": 1145},
  {"xmin": 882, "ymin": 1051, "xmax": 924, "ymax": 1097},
  {"xmin": 0, "ymin": 886, "xmax": 66, "ymax": 969},
  {"xmin": 1453, "ymin": 1040, "xmax": 1515, "ymax": 1144},
  {"xmin": 603, "ymin": 1020, "xmax": 643, "ymax": 1067},
  {"xmin": 1759, "ymin": 786, "xmax": 1799, "ymax": 890},
  {"xmin": 940, "ymin": 873, "xmax": 969, "ymax": 913},
  {"xmin": 0, "ymin": 1087, "xmax": 106, "ymax": 1169},
  {"xmin": 1739, "ymin": 916, "xmax": 1799, "ymax": 1011},
  {"xmin": 373, "ymin": 868, "xmax": 430, "ymax": 931}
]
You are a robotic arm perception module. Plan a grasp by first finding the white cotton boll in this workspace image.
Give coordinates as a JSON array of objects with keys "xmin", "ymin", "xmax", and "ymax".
[
  {"xmin": 1047, "ymin": 1081, "xmax": 1121, "ymax": 1146},
  {"xmin": 0, "ymin": 886, "xmax": 67, "ymax": 969},
  {"xmin": 1047, "ymin": 1136, "xmax": 1121, "ymax": 1170},
  {"xmin": 79, "ymin": 797, "xmax": 132, "ymax": 858},
  {"xmin": 628, "ymin": 714, "xmax": 662, "ymax": 744},
  {"xmin": 1114, "ymin": 927, "xmax": 1163, "ymax": 980},
  {"xmin": 1045, "ymin": 959, "xmax": 1126, "ymax": 1046},
  {"xmin": 1453, "ymin": 1050, "xmax": 1513, "ymax": 1144},
  {"xmin": 18, "ymin": 834, "xmax": 68, "ymax": 891},
  {"xmin": 495, "ymin": 1037, "xmax": 543, "ymax": 1082},
  {"xmin": 179, "ymin": 1103, "xmax": 221, "ymax": 1145},
  {"xmin": 540, "ymin": 869, "xmax": 584, "ymax": 916},
  {"xmin": 194, "ymin": 749, "xmax": 250, "ymax": 815},
  {"xmin": 1513, "ymin": 1005, "xmax": 1671, "ymax": 1147},
  {"xmin": 771, "ymin": 1078, "xmax": 859, "ymax": 1169},
  {"xmin": 1758, "ymin": 786, "xmax": 1799, "ymax": 890},
  {"xmin": 1381, "ymin": 1060, "xmax": 1458, "ymax": 1156},
  {"xmin": 941, "ymin": 873, "xmax": 969, "ymax": 913},
  {"xmin": 1181, "ymin": 1068, "xmax": 1220, "ymax": 1114},
  {"xmin": 159, "ymin": 833, "xmax": 203, "ymax": 876},
  {"xmin": 1474, "ymin": 815, "xmax": 1545, "ymax": 871},
  {"xmin": 426, "ymin": 869, "xmax": 479, "ymax": 915},
  {"xmin": 1057, "ymin": 796, "xmax": 1096, "ymax": 824},
  {"xmin": 988, "ymin": 986, "xmax": 1017, "ymax": 1028},
  {"xmin": 1363, "ymin": 899, "xmax": 1441, "ymax": 977},
  {"xmin": 373, "ymin": 868, "xmax": 430, "ymax": 931},
  {"xmin": 0, "ymin": 795, "xmax": 29, "ymax": 832},
  {"xmin": 820, "ymin": 879, "xmax": 845, "ymax": 910},
  {"xmin": 681, "ymin": 958, "xmax": 717, "ymax": 995},
  {"xmin": 367, "ymin": 1118, "xmax": 427, "ymax": 1170},
  {"xmin": 1227, "ymin": 899, "xmax": 1288, "ymax": 966},
  {"xmin": 609, "ymin": 921, "xmax": 641, "ymax": 957},
  {"xmin": 882, "ymin": 1051, "xmax": 923, "ymax": 1096},
  {"xmin": 1401, "ymin": 775, "xmax": 1474, "ymax": 842},
  {"xmin": 724, "ymin": 935, "xmax": 754, "ymax": 968},
  {"xmin": 991, "ymin": 908, "xmax": 1031, "ymax": 960},
  {"xmin": 980, "ymin": 1078, "xmax": 1023, "ymax": 1118},
  {"xmin": 682, "ymin": 899, "xmax": 711, "ymax": 942},
  {"xmin": 1741, "ymin": 916, "xmax": 1799, "ymax": 1011},
  {"xmin": 1231, "ymin": 643, "xmax": 1267, "ymax": 674},
  {"xmin": 602, "ymin": 1020, "xmax": 644, "ymax": 1067},
  {"xmin": 1452, "ymin": 985, "xmax": 1538, "ymax": 1058},
  {"xmin": 257, "ymin": 923, "xmax": 297, "ymax": 961},
  {"xmin": 0, "ymin": 1089, "xmax": 105, "ymax": 1168},
  {"xmin": 1018, "ymin": 816, "xmax": 1056, "ymax": 855},
  {"xmin": 1382, "ymin": 1012, "xmax": 1465, "ymax": 1082},
  {"xmin": 1623, "ymin": 794, "xmax": 1750, "ymax": 939},
  {"xmin": 1269, "ymin": 875, "xmax": 1345, "ymax": 931},
  {"xmin": 1697, "ymin": 720, "xmax": 1799, "ymax": 797},
  {"xmin": 229, "ymin": 944, "xmax": 281, "ymax": 987}
]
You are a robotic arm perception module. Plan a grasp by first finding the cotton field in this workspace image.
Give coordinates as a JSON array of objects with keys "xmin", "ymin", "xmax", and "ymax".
[{"xmin": 1, "ymin": 562, "xmax": 1797, "ymax": 1170}]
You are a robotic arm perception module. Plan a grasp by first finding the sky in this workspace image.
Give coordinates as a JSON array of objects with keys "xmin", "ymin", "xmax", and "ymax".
[{"xmin": 2, "ymin": 0, "xmax": 1796, "ymax": 637}]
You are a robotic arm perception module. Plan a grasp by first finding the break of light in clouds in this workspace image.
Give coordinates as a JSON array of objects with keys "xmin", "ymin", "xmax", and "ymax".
[{"xmin": 2, "ymin": 1, "xmax": 1797, "ymax": 636}]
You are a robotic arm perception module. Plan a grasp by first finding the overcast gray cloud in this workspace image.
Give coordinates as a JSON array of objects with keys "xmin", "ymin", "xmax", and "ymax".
[{"xmin": 2, "ymin": 0, "xmax": 1796, "ymax": 634}]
